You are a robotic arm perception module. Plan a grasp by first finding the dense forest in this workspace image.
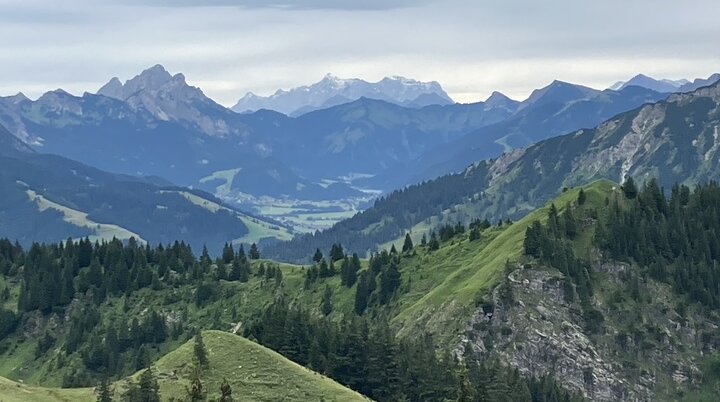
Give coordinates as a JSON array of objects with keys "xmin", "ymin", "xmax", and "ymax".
[{"xmin": 524, "ymin": 178, "xmax": 720, "ymax": 311}]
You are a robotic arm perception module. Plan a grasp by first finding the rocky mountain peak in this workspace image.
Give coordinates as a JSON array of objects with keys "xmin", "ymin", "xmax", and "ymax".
[
  {"xmin": 484, "ymin": 91, "xmax": 517, "ymax": 110},
  {"xmin": 97, "ymin": 64, "xmax": 174, "ymax": 100},
  {"xmin": 232, "ymin": 74, "xmax": 454, "ymax": 115}
]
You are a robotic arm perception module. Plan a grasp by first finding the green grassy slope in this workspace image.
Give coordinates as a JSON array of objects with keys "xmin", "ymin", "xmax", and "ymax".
[
  {"xmin": 167, "ymin": 190, "xmax": 294, "ymax": 244},
  {"xmin": 0, "ymin": 376, "xmax": 92, "ymax": 402},
  {"xmin": 150, "ymin": 330, "xmax": 368, "ymax": 402},
  {"xmin": 389, "ymin": 180, "xmax": 617, "ymax": 341},
  {"xmin": 0, "ymin": 331, "xmax": 366, "ymax": 402}
]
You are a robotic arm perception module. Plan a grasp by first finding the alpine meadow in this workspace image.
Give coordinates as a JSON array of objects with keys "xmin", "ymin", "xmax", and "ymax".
[{"xmin": 1, "ymin": 1, "xmax": 720, "ymax": 401}]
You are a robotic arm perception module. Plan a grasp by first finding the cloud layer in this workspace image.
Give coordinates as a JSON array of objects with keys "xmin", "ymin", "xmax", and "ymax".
[{"xmin": 0, "ymin": 0, "xmax": 718, "ymax": 105}]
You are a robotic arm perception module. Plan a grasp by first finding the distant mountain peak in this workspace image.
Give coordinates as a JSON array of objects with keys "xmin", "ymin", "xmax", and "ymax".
[
  {"xmin": 2, "ymin": 92, "xmax": 30, "ymax": 105},
  {"xmin": 520, "ymin": 80, "xmax": 599, "ymax": 110},
  {"xmin": 611, "ymin": 73, "xmax": 689, "ymax": 93},
  {"xmin": 232, "ymin": 74, "xmax": 454, "ymax": 116},
  {"xmin": 323, "ymin": 72, "xmax": 341, "ymax": 81},
  {"xmin": 678, "ymin": 73, "xmax": 720, "ymax": 92},
  {"xmin": 93, "ymin": 65, "xmax": 236, "ymax": 137},
  {"xmin": 97, "ymin": 64, "xmax": 174, "ymax": 100},
  {"xmin": 484, "ymin": 91, "xmax": 518, "ymax": 110}
]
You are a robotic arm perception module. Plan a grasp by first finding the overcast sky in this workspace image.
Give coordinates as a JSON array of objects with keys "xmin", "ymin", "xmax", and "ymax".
[{"xmin": 0, "ymin": 0, "xmax": 718, "ymax": 105}]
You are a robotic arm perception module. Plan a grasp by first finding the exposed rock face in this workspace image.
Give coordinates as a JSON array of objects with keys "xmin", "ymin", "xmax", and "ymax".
[
  {"xmin": 96, "ymin": 64, "xmax": 245, "ymax": 137},
  {"xmin": 462, "ymin": 263, "xmax": 717, "ymax": 401}
]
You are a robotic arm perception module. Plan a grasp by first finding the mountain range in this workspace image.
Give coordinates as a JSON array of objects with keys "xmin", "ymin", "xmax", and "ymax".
[
  {"xmin": 609, "ymin": 73, "xmax": 720, "ymax": 93},
  {"xmin": 5, "ymin": 65, "xmax": 720, "ymax": 402},
  {"xmin": 232, "ymin": 73, "xmax": 455, "ymax": 116},
  {"xmin": 1, "ymin": 66, "xmax": 718, "ymax": 247},
  {"xmin": 265, "ymin": 78, "xmax": 720, "ymax": 262}
]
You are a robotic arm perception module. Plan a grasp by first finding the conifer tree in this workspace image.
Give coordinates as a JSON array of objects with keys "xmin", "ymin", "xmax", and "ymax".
[
  {"xmin": 219, "ymin": 378, "xmax": 233, "ymax": 402},
  {"xmin": 186, "ymin": 367, "xmax": 206, "ymax": 402},
  {"xmin": 221, "ymin": 243, "xmax": 234, "ymax": 264},
  {"xmin": 249, "ymin": 243, "xmax": 260, "ymax": 260},
  {"xmin": 194, "ymin": 332, "xmax": 209, "ymax": 369},
  {"xmin": 321, "ymin": 285, "xmax": 333, "ymax": 316},
  {"xmin": 379, "ymin": 261, "xmax": 401, "ymax": 304},
  {"xmin": 402, "ymin": 234, "xmax": 414, "ymax": 253},
  {"xmin": 577, "ymin": 188, "xmax": 587, "ymax": 205},
  {"xmin": 428, "ymin": 232, "xmax": 440, "ymax": 251},
  {"xmin": 313, "ymin": 248, "xmax": 323, "ymax": 263},
  {"xmin": 138, "ymin": 368, "xmax": 161, "ymax": 402},
  {"xmin": 330, "ymin": 243, "xmax": 345, "ymax": 261},
  {"xmin": 95, "ymin": 377, "xmax": 113, "ymax": 402},
  {"xmin": 622, "ymin": 176, "xmax": 638, "ymax": 199}
]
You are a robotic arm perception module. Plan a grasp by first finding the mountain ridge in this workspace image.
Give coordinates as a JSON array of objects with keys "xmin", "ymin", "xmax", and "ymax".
[{"xmin": 232, "ymin": 73, "xmax": 455, "ymax": 116}]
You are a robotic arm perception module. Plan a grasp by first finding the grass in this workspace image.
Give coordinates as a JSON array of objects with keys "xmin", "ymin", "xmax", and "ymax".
[
  {"xmin": 0, "ymin": 376, "xmax": 92, "ymax": 402},
  {"xmin": 388, "ymin": 180, "xmax": 618, "ymax": 342},
  {"xmin": 0, "ymin": 331, "xmax": 366, "ymax": 402},
  {"xmin": 199, "ymin": 168, "xmax": 242, "ymax": 198},
  {"xmin": 169, "ymin": 190, "xmax": 293, "ymax": 243},
  {"xmin": 149, "ymin": 331, "xmax": 368, "ymax": 402},
  {"xmin": 25, "ymin": 189, "xmax": 144, "ymax": 243}
]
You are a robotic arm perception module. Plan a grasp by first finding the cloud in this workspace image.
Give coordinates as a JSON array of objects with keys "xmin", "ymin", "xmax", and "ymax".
[
  {"xmin": 112, "ymin": 0, "xmax": 428, "ymax": 10},
  {"xmin": 0, "ymin": 0, "xmax": 718, "ymax": 105}
]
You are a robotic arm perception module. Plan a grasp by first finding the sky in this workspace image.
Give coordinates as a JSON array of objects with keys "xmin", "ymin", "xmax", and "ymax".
[{"xmin": 0, "ymin": 0, "xmax": 719, "ymax": 106}]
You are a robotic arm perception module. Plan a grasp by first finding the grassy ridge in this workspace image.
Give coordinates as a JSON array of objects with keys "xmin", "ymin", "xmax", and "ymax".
[
  {"xmin": 151, "ymin": 330, "xmax": 368, "ymax": 402},
  {"xmin": 389, "ymin": 180, "xmax": 616, "ymax": 341},
  {"xmin": 0, "ymin": 331, "xmax": 366, "ymax": 402}
]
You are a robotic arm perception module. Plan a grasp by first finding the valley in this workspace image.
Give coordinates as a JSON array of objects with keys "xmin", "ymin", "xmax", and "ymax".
[{"xmin": 1, "ymin": 8, "xmax": 719, "ymax": 399}]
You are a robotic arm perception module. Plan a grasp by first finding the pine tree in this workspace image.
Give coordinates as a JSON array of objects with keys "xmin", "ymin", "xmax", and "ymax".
[
  {"xmin": 59, "ymin": 257, "xmax": 76, "ymax": 305},
  {"xmin": 248, "ymin": 243, "xmax": 260, "ymax": 260},
  {"xmin": 134, "ymin": 344, "xmax": 149, "ymax": 371},
  {"xmin": 186, "ymin": 367, "xmax": 206, "ymax": 402},
  {"xmin": 201, "ymin": 245, "xmax": 212, "ymax": 269},
  {"xmin": 321, "ymin": 285, "xmax": 333, "ymax": 316},
  {"xmin": 319, "ymin": 259, "xmax": 330, "ymax": 278},
  {"xmin": 138, "ymin": 368, "xmax": 161, "ymax": 402},
  {"xmin": 428, "ymin": 232, "xmax": 440, "ymax": 251},
  {"xmin": 219, "ymin": 378, "xmax": 233, "ymax": 402},
  {"xmin": 469, "ymin": 226, "xmax": 481, "ymax": 241},
  {"xmin": 194, "ymin": 332, "xmax": 209, "ymax": 369},
  {"xmin": 95, "ymin": 377, "xmax": 113, "ymax": 402},
  {"xmin": 379, "ymin": 261, "xmax": 401, "ymax": 304},
  {"xmin": 622, "ymin": 176, "xmax": 638, "ymax": 199},
  {"xmin": 330, "ymin": 243, "xmax": 345, "ymax": 261},
  {"xmin": 313, "ymin": 248, "xmax": 324, "ymax": 263},
  {"xmin": 354, "ymin": 271, "xmax": 374, "ymax": 315},
  {"xmin": 221, "ymin": 243, "xmax": 234, "ymax": 264},
  {"xmin": 563, "ymin": 206, "xmax": 578, "ymax": 239},
  {"xmin": 274, "ymin": 267, "xmax": 283, "ymax": 285},
  {"xmin": 577, "ymin": 188, "xmax": 587, "ymax": 205},
  {"xmin": 402, "ymin": 234, "xmax": 414, "ymax": 253}
]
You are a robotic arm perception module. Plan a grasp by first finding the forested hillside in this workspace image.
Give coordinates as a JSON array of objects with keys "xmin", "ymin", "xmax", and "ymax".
[
  {"xmin": 4, "ymin": 179, "xmax": 720, "ymax": 400},
  {"xmin": 0, "ymin": 208, "xmax": 582, "ymax": 401}
]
